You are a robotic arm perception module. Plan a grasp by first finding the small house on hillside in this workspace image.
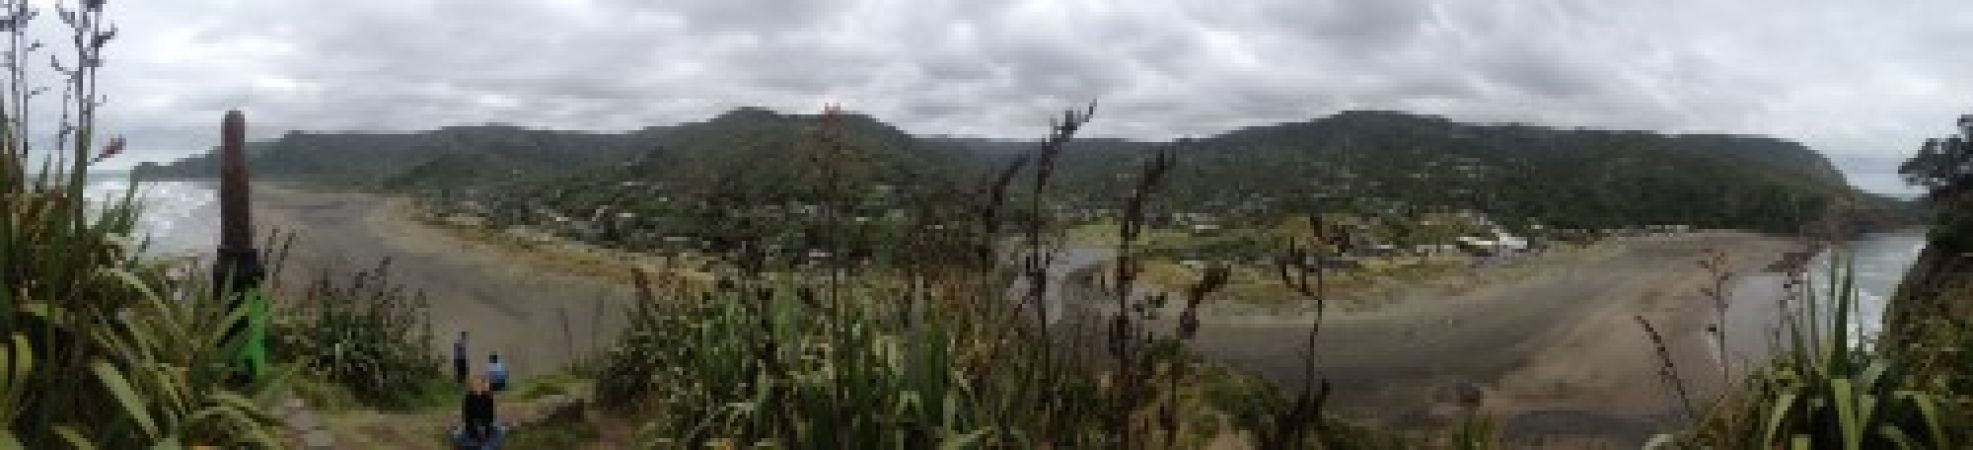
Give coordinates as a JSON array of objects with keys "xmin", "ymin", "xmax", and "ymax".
[
  {"xmin": 1495, "ymin": 234, "xmax": 1529, "ymax": 253},
  {"xmin": 1414, "ymin": 244, "xmax": 1459, "ymax": 255},
  {"xmin": 1459, "ymin": 239, "xmax": 1497, "ymax": 256},
  {"xmin": 1294, "ymin": 254, "xmax": 1363, "ymax": 271}
]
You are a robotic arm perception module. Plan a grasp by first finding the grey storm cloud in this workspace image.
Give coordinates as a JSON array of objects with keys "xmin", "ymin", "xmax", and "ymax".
[{"xmin": 67, "ymin": 0, "xmax": 1973, "ymax": 192}]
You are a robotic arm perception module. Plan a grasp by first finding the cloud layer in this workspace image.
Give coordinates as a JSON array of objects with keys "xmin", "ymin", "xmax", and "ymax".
[{"xmin": 73, "ymin": 0, "xmax": 1973, "ymax": 192}]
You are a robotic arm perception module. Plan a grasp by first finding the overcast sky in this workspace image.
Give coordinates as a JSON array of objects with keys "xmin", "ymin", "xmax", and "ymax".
[{"xmin": 63, "ymin": 0, "xmax": 1973, "ymax": 193}]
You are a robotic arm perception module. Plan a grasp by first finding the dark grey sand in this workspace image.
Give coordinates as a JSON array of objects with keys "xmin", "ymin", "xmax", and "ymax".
[
  {"xmin": 254, "ymin": 185, "xmax": 635, "ymax": 378},
  {"xmin": 256, "ymin": 185, "xmax": 1800, "ymax": 446},
  {"xmin": 1164, "ymin": 233, "xmax": 1799, "ymax": 446}
]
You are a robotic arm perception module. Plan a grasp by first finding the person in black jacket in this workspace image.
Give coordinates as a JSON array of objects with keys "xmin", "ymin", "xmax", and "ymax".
[{"xmin": 457, "ymin": 376, "xmax": 501, "ymax": 449}]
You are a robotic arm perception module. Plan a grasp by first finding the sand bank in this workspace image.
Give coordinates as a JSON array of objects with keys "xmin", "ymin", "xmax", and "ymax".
[{"xmin": 1170, "ymin": 232, "xmax": 1802, "ymax": 446}]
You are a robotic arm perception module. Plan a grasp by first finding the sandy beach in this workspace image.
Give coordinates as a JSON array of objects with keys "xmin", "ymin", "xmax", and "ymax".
[
  {"xmin": 1172, "ymin": 232, "xmax": 1803, "ymax": 446},
  {"xmin": 253, "ymin": 184, "xmax": 637, "ymax": 377},
  {"xmin": 252, "ymin": 184, "xmax": 1807, "ymax": 446}
]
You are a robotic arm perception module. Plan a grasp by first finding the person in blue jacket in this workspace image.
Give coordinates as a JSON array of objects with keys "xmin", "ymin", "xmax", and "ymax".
[{"xmin": 487, "ymin": 353, "xmax": 509, "ymax": 392}]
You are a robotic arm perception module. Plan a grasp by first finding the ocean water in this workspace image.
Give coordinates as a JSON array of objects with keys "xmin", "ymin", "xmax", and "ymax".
[
  {"xmin": 82, "ymin": 178, "xmax": 219, "ymax": 258},
  {"xmin": 1818, "ymin": 230, "xmax": 1930, "ymax": 340}
]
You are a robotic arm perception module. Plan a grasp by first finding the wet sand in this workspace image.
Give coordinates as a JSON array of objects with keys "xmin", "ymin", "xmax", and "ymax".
[
  {"xmin": 253, "ymin": 184, "xmax": 635, "ymax": 377},
  {"xmin": 1168, "ymin": 233, "xmax": 1802, "ymax": 447}
]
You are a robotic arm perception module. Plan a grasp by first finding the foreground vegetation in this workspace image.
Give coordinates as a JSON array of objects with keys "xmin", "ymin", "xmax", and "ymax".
[
  {"xmin": 0, "ymin": 1, "xmax": 286, "ymax": 447},
  {"xmin": 7, "ymin": 1, "xmax": 1968, "ymax": 447},
  {"xmin": 1655, "ymin": 259, "xmax": 1970, "ymax": 448},
  {"xmin": 583, "ymin": 105, "xmax": 1480, "ymax": 448},
  {"xmin": 1648, "ymin": 113, "xmax": 1973, "ymax": 448},
  {"xmin": 269, "ymin": 256, "xmax": 453, "ymax": 411}
]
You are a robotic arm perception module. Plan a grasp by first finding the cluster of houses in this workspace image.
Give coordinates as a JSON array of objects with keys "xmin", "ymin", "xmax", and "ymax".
[
  {"xmin": 1165, "ymin": 208, "xmax": 1715, "ymax": 273},
  {"xmin": 418, "ymin": 181, "xmax": 935, "ymax": 263},
  {"xmin": 421, "ymin": 179, "xmax": 1703, "ymax": 276}
]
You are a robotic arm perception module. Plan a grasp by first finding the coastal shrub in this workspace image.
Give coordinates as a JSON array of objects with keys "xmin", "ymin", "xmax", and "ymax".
[
  {"xmin": 270, "ymin": 259, "xmax": 450, "ymax": 410},
  {"xmin": 1666, "ymin": 257, "xmax": 1970, "ymax": 449},
  {"xmin": 0, "ymin": 0, "xmax": 286, "ymax": 447},
  {"xmin": 0, "ymin": 225, "xmax": 288, "ymax": 448},
  {"xmin": 1888, "ymin": 113, "xmax": 1973, "ymax": 405},
  {"xmin": 600, "ymin": 276, "xmax": 1058, "ymax": 447},
  {"xmin": 594, "ymin": 272, "xmax": 1320, "ymax": 448},
  {"xmin": 1896, "ymin": 305, "xmax": 1973, "ymax": 426}
]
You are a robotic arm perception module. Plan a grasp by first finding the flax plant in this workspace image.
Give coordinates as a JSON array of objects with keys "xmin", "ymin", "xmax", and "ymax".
[
  {"xmin": 0, "ymin": 0, "xmax": 284, "ymax": 447},
  {"xmin": 1658, "ymin": 254, "xmax": 1968, "ymax": 449},
  {"xmin": 269, "ymin": 258, "xmax": 447, "ymax": 410},
  {"xmin": 1252, "ymin": 213, "xmax": 1338, "ymax": 448}
]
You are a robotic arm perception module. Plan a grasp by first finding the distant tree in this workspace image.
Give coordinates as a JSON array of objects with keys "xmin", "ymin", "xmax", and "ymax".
[
  {"xmin": 1900, "ymin": 114, "xmax": 1973, "ymax": 203},
  {"xmin": 1900, "ymin": 114, "xmax": 1973, "ymax": 250}
]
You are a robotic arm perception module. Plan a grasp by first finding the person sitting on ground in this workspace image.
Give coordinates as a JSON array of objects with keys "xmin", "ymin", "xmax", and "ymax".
[
  {"xmin": 487, "ymin": 353, "xmax": 509, "ymax": 392},
  {"xmin": 457, "ymin": 376, "xmax": 502, "ymax": 449}
]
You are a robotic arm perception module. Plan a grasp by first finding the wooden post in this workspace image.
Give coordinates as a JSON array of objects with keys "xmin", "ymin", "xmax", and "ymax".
[
  {"xmin": 213, "ymin": 110, "xmax": 267, "ymax": 382},
  {"xmin": 218, "ymin": 110, "xmax": 255, "ymax": 256}
]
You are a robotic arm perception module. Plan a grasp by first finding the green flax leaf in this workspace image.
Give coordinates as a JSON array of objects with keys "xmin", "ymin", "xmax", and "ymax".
[{"xmin": 90, "ymin": 360, "xmax": 161, "ymax": 440}]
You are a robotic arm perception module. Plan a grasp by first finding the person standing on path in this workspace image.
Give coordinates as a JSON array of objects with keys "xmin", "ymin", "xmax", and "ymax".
[
  {"xmin": 487, "ymin": 353, "xmax": 509, "ymax": 392},
  {"xmin": 453, "ymin": 331, "xmax": 470, "ymax": 384}
]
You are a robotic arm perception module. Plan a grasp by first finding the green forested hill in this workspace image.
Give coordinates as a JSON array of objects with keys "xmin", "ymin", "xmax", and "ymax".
[
  {"xmin": 136, "ymin": 107, "xmax": 968, "ymax": 197},
  {"xmin": 485, "ymin": 108, "xmax": 988, "ymax": 254},
  {"xmin": 140, "ymin": 108, "xmax": 1881, "ymax": 233},
  {"xmin": 617, "ymin": 107, "xmax": 971, "ymax": 202},
  {"xmin": 938, "ymin": 110, "xmax": 1871, "ymax": 232},
  {"xmin": 135, "ymin": 125, "xmax": 660, "ymax": 189}
]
